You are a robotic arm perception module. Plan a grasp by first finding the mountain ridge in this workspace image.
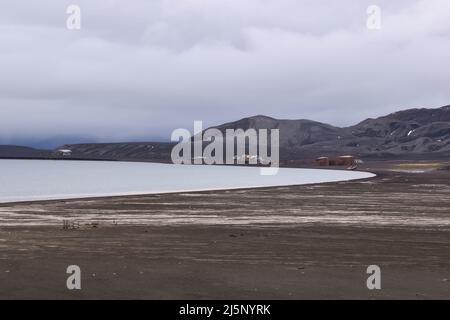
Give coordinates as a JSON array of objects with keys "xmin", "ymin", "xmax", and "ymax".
[{"xmin": 1, "ymin": 105, "xmax": 450, "ymax": 161}]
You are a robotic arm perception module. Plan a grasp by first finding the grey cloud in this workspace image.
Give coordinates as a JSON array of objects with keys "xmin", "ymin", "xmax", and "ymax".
[{"xmin": 0, "ymin": 0, "xmax": 450, "ymax": 147}]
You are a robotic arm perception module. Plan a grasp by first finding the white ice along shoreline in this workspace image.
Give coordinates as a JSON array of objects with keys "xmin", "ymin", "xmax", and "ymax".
[{"xmin": 0, "ymin": 159, "xmax": 375, "ymax": 203}]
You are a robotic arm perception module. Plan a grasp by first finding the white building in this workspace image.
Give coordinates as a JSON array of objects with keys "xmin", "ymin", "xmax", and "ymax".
[{"xmin": 56, "ymin": 149, "xmax": 72, "ymax": 156}]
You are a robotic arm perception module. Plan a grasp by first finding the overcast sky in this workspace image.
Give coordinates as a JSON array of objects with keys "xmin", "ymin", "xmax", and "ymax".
[{"xmin": 1, "ymin": 0, "xmax": 450, "ymax": 147}]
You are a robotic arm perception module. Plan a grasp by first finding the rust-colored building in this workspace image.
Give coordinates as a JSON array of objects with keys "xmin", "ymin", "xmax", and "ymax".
[
  {"xmin": 337, "ymin": 155, "xmax": 355, "ymax": 166},
  {"xmin": 315, "ymin": 155, "xmax": 355, "ymax": 167},
  {"xmin": 315, "ymin": 157, "xmax": 330, "ymax": 166}
]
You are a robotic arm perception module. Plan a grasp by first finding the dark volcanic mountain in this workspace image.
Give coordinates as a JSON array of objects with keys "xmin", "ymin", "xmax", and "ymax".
[
  {"xmin": 345, "ymin": 105, "xmax": 450, "ymax": 158},
  {"xmin": 214, "ymin": 115, "xmax": 351, "ymax": 147},
  {"xmin": 1, "ymin": 105, "xmax": 450, "ymax": 161},
  {"xmin": 209, "ymin": 105, "xmax": 450, "ymax": 159}
]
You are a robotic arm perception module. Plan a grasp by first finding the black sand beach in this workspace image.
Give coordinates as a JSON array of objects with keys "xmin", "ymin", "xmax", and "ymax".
[{"xmin": 0, "ymin": 161, "xmax": 449, "ymax": 299}]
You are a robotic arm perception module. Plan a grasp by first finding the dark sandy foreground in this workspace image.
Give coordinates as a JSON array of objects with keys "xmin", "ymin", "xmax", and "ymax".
[{"xmin": 0, "ymin": 161, "xmax": 449, "ymax": 299}]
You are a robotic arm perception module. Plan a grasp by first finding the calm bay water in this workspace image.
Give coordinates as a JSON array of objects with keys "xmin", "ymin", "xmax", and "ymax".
[{"xmin": 0, "ymin": 159, "xmax": 374, "ymax": 203}]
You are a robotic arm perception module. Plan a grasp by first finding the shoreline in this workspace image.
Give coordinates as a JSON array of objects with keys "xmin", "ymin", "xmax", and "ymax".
[{"xmin": 0, "ymin": 174, "xmax": 376, "ymax": 206}]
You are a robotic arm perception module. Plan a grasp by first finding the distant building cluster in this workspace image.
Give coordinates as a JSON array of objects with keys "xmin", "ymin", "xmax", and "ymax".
[{"xmin": 315, "ymin": 155, "xmax": 362, "ymax": 170}]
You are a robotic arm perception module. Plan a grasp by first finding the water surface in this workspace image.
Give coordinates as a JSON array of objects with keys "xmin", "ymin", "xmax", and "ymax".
[{"xmin": 0, "ymin": 159, "xmax": 374, "ymax": 203}]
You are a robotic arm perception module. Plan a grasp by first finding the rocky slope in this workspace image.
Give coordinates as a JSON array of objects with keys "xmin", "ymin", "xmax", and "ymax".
[{"xmin": 345, "ymin": 105, "xmax": 450, "ymax": 158}]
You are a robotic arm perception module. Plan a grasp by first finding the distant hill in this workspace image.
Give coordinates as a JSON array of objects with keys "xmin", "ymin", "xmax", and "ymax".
[
  {"xmin": 56, "ymin": 142, "xmax": 174, "ymax": 162},
  {"xmin": 1, "ymin": 105, "xmax": 450, "ymax": 161},
  {"xmin": 0, "ymin": 145, "xmax": 52, "ymax": 158}
]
